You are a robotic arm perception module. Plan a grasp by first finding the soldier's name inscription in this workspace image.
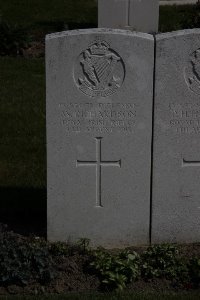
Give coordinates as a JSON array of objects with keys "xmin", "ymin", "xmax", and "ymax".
[
  {"xmin": 59, "ymin": 102, "xmax": 137, "ymax": 133},
  {"xmin": 169, "ymin": 103, "xmax": 200, "ymax": 134}
]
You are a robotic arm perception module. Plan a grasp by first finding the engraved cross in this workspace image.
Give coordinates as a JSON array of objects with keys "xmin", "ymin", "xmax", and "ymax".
[
  {"xmin": 182, "ymin": 158, "xmax": 200, "ymax": 168},
  {"xmin": 182, "ymin": 157, "xmax": 200, "ymax": 209},
  {"xmin": 76, "ymin": 137, "xmax": 121, "ymax": 208}
]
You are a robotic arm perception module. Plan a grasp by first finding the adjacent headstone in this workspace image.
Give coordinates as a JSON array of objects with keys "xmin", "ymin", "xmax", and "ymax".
[
  {"xmin": 152, "ymin": 29, "xmax": 200, "ymax": 244},
  {"xmin": 129, "ymin": 0, "xmax": 159, "ymax": 33},
  {"xmin": 46, "ymin": 29, "xmax": 154, "ymax": 248},
  {"xmin": 98, "ymin": 0, "xmax": 159, "ymax": 33},
  {"xmin": 98, "ymin": 0, "xmax": 129, "ymax": 29}
]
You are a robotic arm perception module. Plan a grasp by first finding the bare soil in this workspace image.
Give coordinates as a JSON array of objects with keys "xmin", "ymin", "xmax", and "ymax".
[{"xmin": 0, "ymin": 224, "xmax": 200, "ymax": 296}]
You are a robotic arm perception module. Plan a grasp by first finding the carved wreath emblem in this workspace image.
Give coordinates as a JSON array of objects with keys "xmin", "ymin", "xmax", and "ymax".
[
  {"xmin": 185, "ymin": 48, "xmax": 200, "ymax": 95},
  {"xmin": 74, "ymin": 39, "xmax": 125, "ymax": 97}
]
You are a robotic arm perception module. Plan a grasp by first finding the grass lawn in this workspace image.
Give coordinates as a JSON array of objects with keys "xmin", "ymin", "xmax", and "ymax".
[
  {"xmin": 1, "ymin": 291, "xmax": 200, "ymax": 300},
  {"xmin": 0, "ymin": 0, "xmax": 97, "ymax": 37},
  {"xmin": 0, "ymin": 0, "xmax": 97, "ymax": 26},
  {"xmin": 0, "ymin": 57, "xmax": 45, "ymax": 189},
  {"xmin": 159, "ymin": 4, "xmax": 200, "ymax": 32}
]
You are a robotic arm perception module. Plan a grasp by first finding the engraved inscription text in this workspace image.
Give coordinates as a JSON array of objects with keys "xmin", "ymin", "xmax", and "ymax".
[{"xmin": 60, "ymin": 102, "xmax": 137, "ymax": 134}]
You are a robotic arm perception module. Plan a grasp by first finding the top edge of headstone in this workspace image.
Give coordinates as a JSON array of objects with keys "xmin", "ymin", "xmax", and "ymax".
[
  {"xmin": 156, "ymin": 28, "xmax": 200, "ymax": 40},
  {"xmin": 45, "ymin": 28, "xmax": 154, "ymax": 41}
]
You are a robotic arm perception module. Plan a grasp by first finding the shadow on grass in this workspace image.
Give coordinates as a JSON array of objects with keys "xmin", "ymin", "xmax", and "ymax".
[
  {"xmin": 34, "ymin": 20, "xmax": 97, "ymax": 31},
  {"xmin": 27, "ymin": 20, "xmax": 97, "ymax": 40},
  {"xmin": 0, "ymin": 187, "xmax": 46, "ymax": 238}
]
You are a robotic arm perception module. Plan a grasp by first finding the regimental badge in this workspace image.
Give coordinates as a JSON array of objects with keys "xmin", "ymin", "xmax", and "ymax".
[
  {"xmin": 185, "ymin": 48, "xmax": 200, "ymax": 95},
  {"xmin": 74, "ymin": 39, "xmax": 125, "ymax": 97}
]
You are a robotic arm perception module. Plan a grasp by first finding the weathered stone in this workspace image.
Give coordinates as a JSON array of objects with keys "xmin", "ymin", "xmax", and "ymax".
[
  {"xmin": 46, "ymin": 29, "xmax": 154, "ymax": 248},
  {"xmin": 98, "ymin": 0, "xmax": 159, "ymax": 33},
  {"xmin": 98, "ymin": 0, "xmax": 129, "ymax": 29},
  {"xmin": 152, "ymin": 29, "xmax": 200, "ymax": 244},
  {"xmin": 129, "ymin": 0, "xmax": 159, "ymax": 33}
]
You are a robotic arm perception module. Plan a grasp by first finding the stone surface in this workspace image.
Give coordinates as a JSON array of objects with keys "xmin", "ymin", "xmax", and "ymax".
[
  {"xmin": 98, "ymin": 0, "xmax": 159, "ymax": 33},
  {"xmin": 129, "ymin": 0, "xmax": 159, "ymax": 33},
  {"xmin": 46, "ymin": 29, "xmax": 154, "ymax": 248},
  {"xmin": 152, "ymin": 29, "xmax": 200, "ymax": 244},
  {"xmin": 98, "ymin": 0, "xmax": 129, "ymax": 29}
]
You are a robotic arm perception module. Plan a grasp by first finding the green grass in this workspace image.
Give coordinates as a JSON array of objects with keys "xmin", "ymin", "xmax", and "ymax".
[
  {"xmin": 159, "ymin": 4, "xmax": 200, "ymax": 32},
  {"xmin": 0, "ymin": 0, "xmax": 97, "ymax": 37},
  {"xmin": 0, "ymin": 292, "xmax": 200, "ymax": 300},
  {"xmin": 0, "ymin": 57, "xmax": 45, "ymax": 188}
]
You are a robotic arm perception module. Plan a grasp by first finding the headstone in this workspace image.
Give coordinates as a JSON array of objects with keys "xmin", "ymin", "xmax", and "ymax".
[
  {"xmin": 98, "ymin": 0, "xmax": 159, "ymax": 33},
  {"xmin": 152, "ymin": 29, "xmax": 200, "ymax": 244},
  {"xmin": 129, "ymin": 0, "xmax": 159, "ymax": 33},
  {"xmin": 46, "ymin": 29, "xmax": 154, "ymax": 248},
  {"xmin": 98, "ymin": 0, "xmax": 129, "ymax": 29}
]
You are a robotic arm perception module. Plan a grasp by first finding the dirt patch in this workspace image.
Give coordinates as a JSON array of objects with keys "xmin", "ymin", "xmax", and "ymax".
[{"xmin": 0, "ymin": 224, "xmax": 200, "ymax": 296}]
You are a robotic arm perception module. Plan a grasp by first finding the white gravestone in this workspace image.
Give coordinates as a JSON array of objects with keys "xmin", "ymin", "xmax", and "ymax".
[
  {"xmin": 152, "ymin": 29, "xmax": 200, "ymax": 244},
  {"xmin": 46, "ymin": 29, "xmax": 154, "ymax": 248},
  {"xmin": 98, "ymin": 0, "xmax": 159, "ymax": 33},
  {"xmin": 98, "ymin": 0, "xmax": 129, "ymax": 29}
]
